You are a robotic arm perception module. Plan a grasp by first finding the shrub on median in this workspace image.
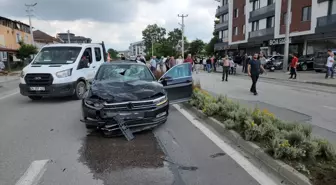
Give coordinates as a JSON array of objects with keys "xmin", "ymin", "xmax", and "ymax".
[{"xmin": 189, "ymin": 88, "xmax": 336, "ymax": 178}]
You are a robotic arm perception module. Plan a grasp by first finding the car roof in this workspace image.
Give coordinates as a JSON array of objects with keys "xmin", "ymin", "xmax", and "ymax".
[{"xmin": 43, "ymin": 43, "xmax": 101, "ymax": 48}]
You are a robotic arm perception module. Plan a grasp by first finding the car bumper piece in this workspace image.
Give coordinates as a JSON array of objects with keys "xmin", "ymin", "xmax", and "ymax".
[
  {"xmin": 19, "ymin": 82, "xmax": 76, "ymax": 97},
  {"xmin": 81, "ymin": 102, "xmax": 169, "ymax": 139}
]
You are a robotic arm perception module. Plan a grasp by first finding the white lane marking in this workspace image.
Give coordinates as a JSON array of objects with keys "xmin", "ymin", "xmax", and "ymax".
[
  {"xmin": 15, "ymin": 160, "xmax": 49, "ymax": 185},
  {"xmin": 323, "ymin": 105, "xmax": 336, "ymax": 110},
  {"xmin": 0, "ymin": 90, "xmax": 19, "ymax": 100},
  {"xmin": 173, "ymin": 104, "xmax": 278, "ymax": 185}
]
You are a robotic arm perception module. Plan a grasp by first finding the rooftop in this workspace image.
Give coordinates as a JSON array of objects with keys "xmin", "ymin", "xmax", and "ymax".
[{"xmin": 33, "ymin": 30, "xmax": 63, "ymax": 43}]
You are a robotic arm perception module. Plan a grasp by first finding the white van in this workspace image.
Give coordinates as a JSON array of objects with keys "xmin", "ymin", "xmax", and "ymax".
[{"xmin": 19, "ymin": 42, "xmax": 107, "ymax": 100}]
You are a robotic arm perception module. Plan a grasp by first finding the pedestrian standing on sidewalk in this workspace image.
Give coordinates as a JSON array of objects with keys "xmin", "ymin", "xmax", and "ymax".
[
  {"xmin": 176, "ymin": 56, "xmax": 183, "ymax": 65},
  {"xmin": 242, "ymin": 53, "xmax": 247, "ymax": 72},
  {"xmin": 184, "ymin": 54, "xmax": 193, "ymax": 72},
  {"xmin": 289, "ymin": 53, "xmax": 298, "ymax": 79},
  {"xmin": 150, "ymin": 56, "xmax": 157, "ymax": 73},
  {"xmin": 206, "ymin": 57, "xmax": 212, "ymax": 73},
  {"xmin": 165, "ymin": 56, "xmax": 171, "ymax": 71},
  {"xmin": 169, "ymin": 56, "xmax": 176, "ymax": 68},
  {"xmin": 222, "ymin": 56, "xmax": 230, "ymax": 81},
  {"xmin": 202, "ymin": 57, "xmax": 207, "ymax": 71},
  {"xmin": 325, "ymin": 50, "xmax": 335, "ymax": 79},
  {"xmin": 248, "ymin": 53, "xmax": 266, "ymax": 96}
]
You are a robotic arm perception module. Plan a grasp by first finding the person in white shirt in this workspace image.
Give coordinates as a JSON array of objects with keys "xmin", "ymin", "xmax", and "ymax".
[
  {"xmin": 176, "ymin": 56, "xmax": 183, "ymax": 65},
  {"xmin": 326, "ymin": 49, "xmax": 335, "ymax": 79}
]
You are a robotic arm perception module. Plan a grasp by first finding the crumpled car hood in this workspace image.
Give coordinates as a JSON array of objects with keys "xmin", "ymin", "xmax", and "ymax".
[{"xmin": 87, "ymin": 80, "xmax": 165, "ymax": 103}]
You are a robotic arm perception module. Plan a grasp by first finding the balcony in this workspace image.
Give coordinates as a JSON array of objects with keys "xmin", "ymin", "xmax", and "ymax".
[
  {"xmin": 249, "ymin": 3, "xmax": 275, "ymax": 22},
  {"xmin": 315, "ymin": 14, "xmax": 336, "ymax": 33},
  {"xmin": 249, "ymin": 27, "xmax": 274, "ymax": 41},
  {"xmin": 214, "ymin": 21, "xmax": 228, "ymax": 32},
  {"xmin": 215, "ymin": 4, "xmax": 229, "ymax": 17}
]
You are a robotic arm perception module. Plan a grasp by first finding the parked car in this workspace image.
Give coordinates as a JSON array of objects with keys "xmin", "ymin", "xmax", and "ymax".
[
  {"xmin": 297, "ymin": 54, "xmax": 314, "ymax": 71},
  {"xmin": 313, "ymin": 50, "xmax": 336, "ymax": 72},
  {"xmin": 81, "ymin": 61, "xmax": 193, "ymax": 137}
]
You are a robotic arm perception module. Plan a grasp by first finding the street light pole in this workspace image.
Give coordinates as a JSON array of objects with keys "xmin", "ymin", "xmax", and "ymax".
[
  {"xmin": 283, "ymin": 0, "xmax": 291, "ymax": 72},
  {"xmin": 178, "ymin": 14, "xmax": 188, "ymax": 59},
  {"xmin": 25, "ymin": 3, "xmax": 37, "ymax": 46}
]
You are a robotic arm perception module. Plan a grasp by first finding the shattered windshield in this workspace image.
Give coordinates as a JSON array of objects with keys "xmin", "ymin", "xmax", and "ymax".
[
  {"xmin": 95, "ymin": 64, "xmax": 155, "ymax": 82},
  {"xmin": 32, "ymin": 47, "xmax": 81, "ymax": 64}
]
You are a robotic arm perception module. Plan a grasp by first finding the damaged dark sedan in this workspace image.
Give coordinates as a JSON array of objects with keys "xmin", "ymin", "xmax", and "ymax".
[{"xmin": 81, "ymin": 61, "xmax": 193, "ymax": 139}]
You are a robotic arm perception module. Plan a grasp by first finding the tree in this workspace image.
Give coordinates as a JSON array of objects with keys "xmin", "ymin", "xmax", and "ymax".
[
  {"xmin": 188, "ymin": 39, "xmax": 206, "ymax": 56},
  {"xmin": 205, "ymin": 20, "xmax": 220, "ymax": 56},
  {"xmin": 107, "ymin": 48, "xmax": 118, "ymax": 59},
  {"xmin": 142, "ymin": 24, "xmax": 166, "ymax": 55},
  {"xmin": 16, "ymin": 41, "xmax": 38, "ymax": 61},
  {"xmin": 153, "ymin": 40, "xmax": 177, "ymax": 57}
]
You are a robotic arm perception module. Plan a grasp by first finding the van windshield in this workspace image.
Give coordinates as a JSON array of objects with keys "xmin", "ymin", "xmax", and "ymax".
[{"xmin": 32, "ymin": 47, "xmax": 81, "ymax": 65}]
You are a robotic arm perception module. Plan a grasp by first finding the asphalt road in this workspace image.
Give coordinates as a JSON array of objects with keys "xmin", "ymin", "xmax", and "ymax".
[
  {"xmin": 0, "ymin": 80, "xmax": 280, "ymax": 185},
  {"xmin": 194, "ymin": 71, "xmax": 336, "ymax": 146}
]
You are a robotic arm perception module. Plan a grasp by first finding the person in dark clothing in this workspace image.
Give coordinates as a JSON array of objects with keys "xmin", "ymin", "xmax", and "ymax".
[
  {"xmin": 244, "ymin": 55, "xmax": 250, "ymax": 73},
  {"xmin": 206, "ymin": 57, "xmax": 212, "ymax": 73},
  {"xmin": 242, "ymin": 54, "xmax": 247, "ymax": 72},
  {"xmin": 248, "ymin": 53, "xmax": 266, "ymax": 96}
]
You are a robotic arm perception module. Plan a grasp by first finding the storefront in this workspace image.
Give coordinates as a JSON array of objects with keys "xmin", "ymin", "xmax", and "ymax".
[{"xmin": 268, "ymin": 38, "xmax": 304, "ymax": 56}]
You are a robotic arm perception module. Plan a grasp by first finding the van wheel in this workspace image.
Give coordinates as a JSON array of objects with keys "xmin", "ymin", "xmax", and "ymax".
[
  {"xmin": 73, "ymin": 81, "xmax": 86, "ymax": 100},
  {"xmin": 28, "ymin": 96, "xmax": 43, "ymax": 100}
]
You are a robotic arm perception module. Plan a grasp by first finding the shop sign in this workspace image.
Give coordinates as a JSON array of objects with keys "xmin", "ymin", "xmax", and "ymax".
[{"xmin": 268, "ymin": 38, "xmax": 292, "ymax": 46}]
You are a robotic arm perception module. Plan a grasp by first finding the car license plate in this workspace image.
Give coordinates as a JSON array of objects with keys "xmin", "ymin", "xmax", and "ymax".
[
  {"xmin": 29, "ymin": 87, "xmax": 45, "ymax": 91},
  {"xmin": 106, "ymin": 112, "xmax": 144, "ymax": 119}
]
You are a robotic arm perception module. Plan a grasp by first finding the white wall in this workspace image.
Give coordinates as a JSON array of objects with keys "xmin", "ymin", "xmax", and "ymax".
[
  {"xmin": 311, "ymin": 1, "xmax": 329, "ymax": 30},
  {"xmin": 260, "ymin": 0, "xmax": 268, "ymax": 7}
]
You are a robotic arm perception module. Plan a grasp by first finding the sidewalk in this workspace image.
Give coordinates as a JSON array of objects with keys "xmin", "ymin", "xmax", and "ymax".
[
  {"xmin": 0, "ymin": 72, "xmax": 20, "ymax": 85},
  {"xmin": 215, "ymin": 66, "xmax": 336, "ymax": 87}
]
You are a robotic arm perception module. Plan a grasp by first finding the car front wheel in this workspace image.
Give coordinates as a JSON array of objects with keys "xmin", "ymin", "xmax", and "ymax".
[
  {"xmin": 301, "ymin": 64, "xmax": 308, "ymax": 71},
  {"xmin": 73, "ymin": 81, "xmax": 86, "ymax": 100}
]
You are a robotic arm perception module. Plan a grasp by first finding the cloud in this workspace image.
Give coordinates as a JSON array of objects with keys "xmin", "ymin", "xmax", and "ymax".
[{"xmin": 2, "ymin": 0, "xmax": 219, "ymax": 50}]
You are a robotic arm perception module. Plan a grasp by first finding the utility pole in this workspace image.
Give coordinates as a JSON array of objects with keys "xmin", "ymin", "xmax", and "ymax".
[
  {"xmin": 25, "ymin": 3, "xmax": 37, "ymax": 46},
  {"xmin": 67, "ymin": 30, "xmax": 71, "ymax": 43},
  {"xmin": 283, "ymin": 0, "xmax": 291, "ymax": 72},
  {"xmin": 178, "ymin": 14, "xmax": 188, "ymax": 59}
]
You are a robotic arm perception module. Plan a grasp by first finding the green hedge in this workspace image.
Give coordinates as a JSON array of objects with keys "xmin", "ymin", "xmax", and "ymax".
[{"xmin": 190, "ymin": 88, "xmax": 336, "ymax": 174}]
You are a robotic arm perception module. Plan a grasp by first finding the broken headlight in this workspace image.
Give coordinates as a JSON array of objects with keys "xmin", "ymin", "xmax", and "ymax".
[
  {"xmin": 84, "ymin": 99, "xmax": 105, "ymax": 110},
  {"xmin": 153, "ymin": 95, "xmax": 168, "ymax": 106}
]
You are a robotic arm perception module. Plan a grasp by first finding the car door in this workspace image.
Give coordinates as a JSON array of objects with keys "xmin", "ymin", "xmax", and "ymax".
[
  {"xmin": 91, "ymin": 46, "xmax": 104, "ymax": 77},
  {"xmin": 159, "ymin": 63, "xmax": 193, "ymax": 104}
]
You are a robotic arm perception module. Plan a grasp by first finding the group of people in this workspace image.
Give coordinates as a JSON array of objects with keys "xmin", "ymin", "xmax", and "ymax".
[
  {"xmin": 220, "ymin": 53, "xmax": 266, "ymax": 96},
  {"xmin": 149, "ymin": 54, "xmax": 195, "ymax": 73}
]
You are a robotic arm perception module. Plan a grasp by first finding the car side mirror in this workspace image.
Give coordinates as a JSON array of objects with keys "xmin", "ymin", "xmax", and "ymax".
[{"xmin": 161, "ymin": 76, "xmax": 172, "ymax": 81}]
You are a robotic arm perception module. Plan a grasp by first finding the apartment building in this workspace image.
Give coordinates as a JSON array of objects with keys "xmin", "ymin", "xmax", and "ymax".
[
  {"xmin": 56, "ymin": 33, "xmax": 92, "ymax": 44},
  {"xmin": 214, "ymin": 0, "xmax": 336, "ymax": 57},
  {"xmin": 129, "ymin": 41, "xmax": 146, "ymax": 56},
  {"xmin": 0, "ymin": 16, "xmax": 32, "ymax": 62}
]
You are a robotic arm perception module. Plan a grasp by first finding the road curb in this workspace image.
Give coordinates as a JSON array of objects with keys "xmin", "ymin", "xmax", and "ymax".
[
  {"xmin": 181, "ymin": 103, "xmax": 312, "ymax": 185},
  {"xmin": 214, "ymin": 71, "xmax": 336, "ymax": 87}
]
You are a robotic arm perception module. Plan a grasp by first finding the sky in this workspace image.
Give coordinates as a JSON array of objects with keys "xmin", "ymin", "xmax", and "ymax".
[{"xmin": 1, "ymin": 0, "xmax": 218, "ymax": 51}]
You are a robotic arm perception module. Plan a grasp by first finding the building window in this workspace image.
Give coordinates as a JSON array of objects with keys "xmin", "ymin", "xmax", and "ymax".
[
  {"xmin": 267, "ymin": 0, "xmax": 274, "ymax": 5},
  {"xmin": 16, "ymin": 33, "xmax": 21, "ymax": 43},
  {"xmin": 234, "ymin": 9, "xmax": 239, "ymax": 18},
  {"xmin": 330, "ymin": 0, "xmax": 336, "ymax": 14},
  {"xmin": 223, "ymin": 13, "xmax": 229, "ymax": 22},
  {"xmin": 266, "ymin": 16, "xmax": 275, "ymax": 28},
  {"xmin": 223, "ymin": 30, "xmax": 228, "ymax": 38},
  {"xmin": 233, "ymin": 27, "xmax": 238, "ymax": 35},
  {"xmin": 282, "ymin": 13, "xmax": 287, "ymax": 25},
  {"xmin": 242, "ymin": 25, "xmax": 245, "ymax": 34},
  {"xmin": 94, "ymin": 47, "xmax": 102, "ymax": 61},
  {"xmin": 253, "ymin": 0, "xmax": 260, "ymax": 11},
  {"xmin": 222, "ymin": 0, "xmax": 228, "ymax": 6},
  {"xmin": 25, "ymin": 35, "xmax": 29, "ymax": 43},
  {"xmin": 302, "ymin": 6, "xmax": 311, "ymax": 21},
  {"xmin": 252, "ymin": 21, "xmax": 259, "ymax": 31},
  {"xmin": 219, "ymin": 31, "xmax": 223, "ymax": 39}
]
